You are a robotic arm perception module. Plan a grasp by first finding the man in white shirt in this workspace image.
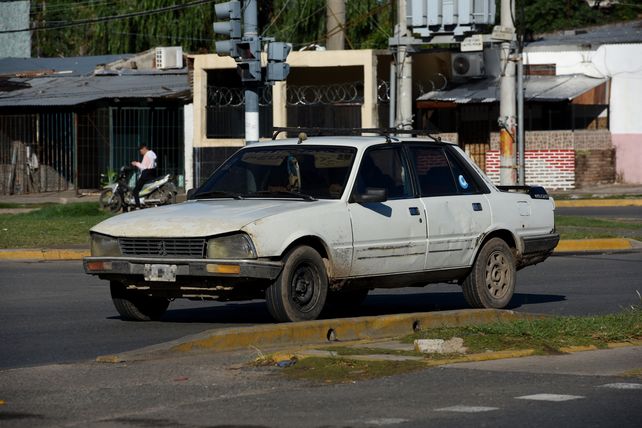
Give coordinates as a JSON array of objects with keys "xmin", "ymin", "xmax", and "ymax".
[{"xmin": 131, "ymin": 144, "xmax": 158, "ymax": 209}]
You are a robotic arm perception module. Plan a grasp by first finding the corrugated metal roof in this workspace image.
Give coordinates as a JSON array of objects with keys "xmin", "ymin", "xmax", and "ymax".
[
  {"xmin": 0, "ymin": 55, "xmax": 133, "ymax": 77},
  {"xmin": 0, "ymin": 73, "xmax": 190, "ymax": 107},
  {"xmin": 416, "ymin": 75, "xmax": 608, "ymax": 104},
  {"xmin": 526, "ymin": 20, "xmax": 642, "ymax": 51}
]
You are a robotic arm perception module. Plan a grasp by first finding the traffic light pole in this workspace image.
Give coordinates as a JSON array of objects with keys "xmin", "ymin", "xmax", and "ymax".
[
  {"xmin": 214, "ymin": 0, "xmax": 290, "ymax": 145},
  {"xmin": 499, "ymin": 0, "xmax": 517, "ymax": 185},
  {"xmin": 243, "ymin": 0, "xmax": 259, "ymax": 144}
]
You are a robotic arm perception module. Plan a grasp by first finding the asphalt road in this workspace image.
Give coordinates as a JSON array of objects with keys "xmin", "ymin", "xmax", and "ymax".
[
  {"xmin": 1, "ymin": 346, "xmax": 640, "ymax": 427},
  {"xmin": 1, "ymin": 252, "xmax": 641, "ymax": 369},
  {"xmin": 557, "ymin": 205, "xmax": 642, "ymax": 219}
]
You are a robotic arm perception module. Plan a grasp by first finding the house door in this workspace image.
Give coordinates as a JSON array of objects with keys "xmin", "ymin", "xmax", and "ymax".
[{"xmin": 458, "ymin": 105, "xmax": 491, "ymax": 172}]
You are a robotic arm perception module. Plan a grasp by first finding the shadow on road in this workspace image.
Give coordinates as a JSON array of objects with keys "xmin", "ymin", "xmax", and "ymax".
[{"xmin": 116, "ymin": 291, "xmax": 566, "ymax": 324}]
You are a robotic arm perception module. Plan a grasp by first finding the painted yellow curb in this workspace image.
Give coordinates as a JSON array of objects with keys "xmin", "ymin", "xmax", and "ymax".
[
  {"xmin": 0, "ymin": 248, "xmax": 89, "ymax": 261},
  {"xmin": 555, "ymin": 198, "xmax": 642, "ymax": 207},
  {"xmin": 96, "ymin": 309, "xmax": 548, "ymax": 363},
  {"xmin": 555, "ymin": 238, "xmax": 633, "ymax": 253},
  {"xmin": 607, "ymin": 340, "xmax": 642, "ymax": 349},
  {"xmin": 559, "ymin": 345, "xmax": 598, "ymax": 353}
]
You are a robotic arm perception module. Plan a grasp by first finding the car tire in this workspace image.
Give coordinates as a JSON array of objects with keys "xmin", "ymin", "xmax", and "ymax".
[
  {"xmin": 99, "ymin": 189, "xmax": 122, "ymax": 213},
  {"xmin": 462, "ymin": 237, "xmax": 516, "ymax": 309},
  {"xmin": 266, "ymin": 246, "xmax": 328, "ymax": 322},
  {"xmin": 110, "ymin": 281, "xmax": 169, "ymax": 321}
]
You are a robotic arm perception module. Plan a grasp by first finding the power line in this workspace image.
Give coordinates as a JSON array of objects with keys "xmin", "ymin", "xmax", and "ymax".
[{"xmin": 2, "ymin": 0, "xmax": 217, "ymax": 34}]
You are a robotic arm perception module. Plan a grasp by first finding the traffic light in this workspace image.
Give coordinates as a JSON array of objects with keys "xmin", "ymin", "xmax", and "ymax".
[
  {"xmin": 236, "ymin": 37, "xmax": 262, "ymax": 82},
  {"xmin": 213, "ymin": 1, "xmax": 241, "ymax": 57},
  {"xmin": 266, "ymin": 42, "xmax": 291, "ymax": 82}
]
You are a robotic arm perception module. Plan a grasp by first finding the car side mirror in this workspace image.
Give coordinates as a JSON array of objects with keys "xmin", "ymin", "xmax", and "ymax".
[
  {"xmin": 186, "ymin": 188, "xmax": 197, "ymax": 200},
  {"xmin": 351, "ymin": 187, "xmax": 387, "ymax": 203}
]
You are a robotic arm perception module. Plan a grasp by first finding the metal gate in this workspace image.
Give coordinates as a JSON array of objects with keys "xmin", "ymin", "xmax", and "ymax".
[
  {"xmin": 458, "ymin": 105, "xmax": 491, "ymax": 171},
  {"xmin": 0, "ymin": 112, "xmax": 75, "ymax": 194},
  {"xmin": 110, "ymin": 106, "xmax": 184, "ymax": 184},
  {"xmin": 286, "ymin": 82, "xmax": 363, "ymax": 131}
]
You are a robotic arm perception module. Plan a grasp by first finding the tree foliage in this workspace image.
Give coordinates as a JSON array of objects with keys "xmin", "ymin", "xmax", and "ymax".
[
  {"xmin": 519, "ymin": 0, "xmax": 641, "ymax": 35},
  {"xmin": 29, "ymin": 0, "xmax": 642, "ymax": 57}
]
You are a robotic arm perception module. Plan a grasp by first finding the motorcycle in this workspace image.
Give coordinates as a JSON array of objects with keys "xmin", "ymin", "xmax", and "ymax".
[{"xmin": 99, "ymin": 166, "xmax": 177, "ymax": 213}]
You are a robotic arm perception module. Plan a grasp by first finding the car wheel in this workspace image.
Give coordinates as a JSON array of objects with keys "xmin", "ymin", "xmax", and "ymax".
[
  {"xmin": 462, "ymin": 237, "xmax": 516, "ymax": 309},
  {"xmin": 99, "ymin": 189, "xmax": 122, "ymax": 213},
  {"xmin": 110, "ymin": 281, "xmax": 170, "ymax": 321},
  {"xmin": 266, "ymin": 246, "xmax": 328, "ymax": 322}
]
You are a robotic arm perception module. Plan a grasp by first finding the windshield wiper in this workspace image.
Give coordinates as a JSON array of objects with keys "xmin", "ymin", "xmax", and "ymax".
[
  {"xmin": 192, "ymin": 190, "xmax": 244, "ymax": 200},
  {"xmin": 246, "ymin": 190, "xmax": 317, "ymax": 201}
]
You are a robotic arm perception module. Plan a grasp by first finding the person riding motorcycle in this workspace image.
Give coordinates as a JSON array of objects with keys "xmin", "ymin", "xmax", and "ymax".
[{"xmin": 131, "ymin": 144, "xmax": 157, "ymax": 209}]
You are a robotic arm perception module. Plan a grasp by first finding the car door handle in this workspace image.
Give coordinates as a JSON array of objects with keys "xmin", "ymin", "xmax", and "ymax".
[
  {"xmin": 472, "ymin": 203, "xmax": 483, "ymax": 211},
  {"xmin": 409, "ymin": 207, "xmax": 420, "ymax": 216}
]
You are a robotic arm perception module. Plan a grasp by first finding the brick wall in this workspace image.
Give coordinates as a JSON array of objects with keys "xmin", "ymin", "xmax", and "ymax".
[
  {"xmin": 486, "ymin": 149, "xmax": 575, "ymax": 190},
  {"xmin": 483, "ymin": 130, "xmax": 613, "ymax": 190},
  {"xmin": 575, "ymin": 149, "xmax": 616, "ymax": 188}
]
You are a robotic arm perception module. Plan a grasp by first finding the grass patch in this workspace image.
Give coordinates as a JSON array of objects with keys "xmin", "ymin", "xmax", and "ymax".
[
  {"xmin": 555, "ymin": 215, "xmax": 642, "ymax": 240},
  {"xmin": 552, "ymin": 194, "xmax": 642, "ymax": 201},
  {"xmin": 0, "ymin": 202, "xmax": 56, "ymax": 209},
  {"xmin": 556, "ymin": 216, "xmax": 642, "ymax": 230},
  {"xmin": 403, "ymin": 308, "xmax": 642, "ymax": 355},
  {"xmin": 0, "ymin": 202, "xmax": 113, "ymax": 248},
  {"xmin": 282, "ymin": 357, "xmax": 426, "ymax": 384},
  {"xmin": 619, "ymin": 368, "xmax": 642, "ymax": 379},
  {"xmin": 320, "ymin": 346, "xmax": 420, "ymax": 358}
]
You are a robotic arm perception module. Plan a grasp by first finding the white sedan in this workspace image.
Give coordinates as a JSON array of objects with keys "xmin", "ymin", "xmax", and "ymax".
[{"xmin": 85, "ymin": 135, "xmax": 559, "ymax": 322}]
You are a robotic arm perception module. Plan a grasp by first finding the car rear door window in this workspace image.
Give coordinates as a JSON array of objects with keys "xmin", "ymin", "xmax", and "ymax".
[{"xmin": 407, "ymin": 146, "xmax": 458, "ymax": 197}]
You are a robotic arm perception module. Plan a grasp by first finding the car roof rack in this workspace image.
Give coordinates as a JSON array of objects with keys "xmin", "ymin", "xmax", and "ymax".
[{"xmin": 271, "ymin": 127, "xmax": 442, "ymax": 143}]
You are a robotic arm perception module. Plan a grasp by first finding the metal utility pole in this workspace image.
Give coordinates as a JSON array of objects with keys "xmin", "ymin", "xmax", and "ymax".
[
  {"xmin": 395, "ymin": 0, "xmax": 412, "ymax": 130},
  {"xmin": 243, "ymin": 0, "xmax": 259, "ymax": 144},
  {"xmin": 326, "ymin": 0, "xmax": 345, "ymax": 50},
  {"xmin": 498, "ymin": 0, "xmax": 517, "ymax": 185}
]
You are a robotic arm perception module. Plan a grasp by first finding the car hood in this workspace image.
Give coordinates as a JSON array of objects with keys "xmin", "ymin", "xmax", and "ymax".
[{"xmin": 91, "ymin": 199, "xmax": 330, "ymax": 238}]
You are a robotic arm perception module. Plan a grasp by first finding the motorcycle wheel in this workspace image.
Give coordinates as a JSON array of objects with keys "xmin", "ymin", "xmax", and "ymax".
[
  {"xmin": 99, "ymin": 189, "xmax": 122, "ymax": 213},
  {"xmin": 166, "ymin": 191, "xmax": 176, "ymax": 205}
]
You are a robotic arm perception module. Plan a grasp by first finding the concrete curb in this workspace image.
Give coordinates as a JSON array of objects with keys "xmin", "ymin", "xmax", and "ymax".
[
  {"xmin": 555, "ymin": 198, "xmax": 642, "ymax": 207},
  {"xmin": 271, "ymin": 340, "xmax": 642, "ymax": 367},
  {"xmin": 554, "ymin": 238, "xmax": 634, "ymax": 253},
  {"xmin": 0, "ymin": 248, "xmax": 89, "ymax": 261},
  {"xmin": 96, "ymin": 309, "xmax": 547, "ymax": 363}
]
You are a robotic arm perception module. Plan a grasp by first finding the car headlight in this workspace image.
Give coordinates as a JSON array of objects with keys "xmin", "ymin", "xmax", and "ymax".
[
  {"xmin": 90, "ymin": 233, "xmax": 121, "ymax": 257},
  {"xmin": 207, "ymin": 234, "xmax": 257, "ymax": 259}
]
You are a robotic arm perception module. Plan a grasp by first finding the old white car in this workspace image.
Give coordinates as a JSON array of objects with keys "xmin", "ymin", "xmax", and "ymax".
[{"xmin": 84, "ymin": 135, "xmax": 559, "ymax": 322}]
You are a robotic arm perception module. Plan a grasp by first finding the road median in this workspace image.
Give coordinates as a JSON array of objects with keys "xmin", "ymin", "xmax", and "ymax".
[
  {"xmin": 555, "ymin": 198, "xmax": 642, "ymax": 207},
  {"xmin": 96, "ymin": 309, "xmax": 547, "ymax": 363},
  {"xmin": 0, "ymin": 248, "xmax": 89, "ymax": 261}
]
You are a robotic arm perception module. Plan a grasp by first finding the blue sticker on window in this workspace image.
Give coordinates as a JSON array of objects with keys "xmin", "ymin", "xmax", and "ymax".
[{"xmin": 458, "ymin": 174, "xmax": 469, "ymax": 189}]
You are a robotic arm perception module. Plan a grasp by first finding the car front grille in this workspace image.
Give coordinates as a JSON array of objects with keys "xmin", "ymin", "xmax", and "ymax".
[{"xmin": 119, "ymin": 238, "xmax": 206, "ymax": 258}]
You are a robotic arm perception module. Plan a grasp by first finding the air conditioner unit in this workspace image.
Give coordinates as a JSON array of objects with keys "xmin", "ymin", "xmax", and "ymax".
[
  {"xmin": 451, "ymin": 52, "xmax": 485, "ymax": 79},
  {"xmin": 155, "ymin": 47, "xmax": 184, "ymax": 70}
]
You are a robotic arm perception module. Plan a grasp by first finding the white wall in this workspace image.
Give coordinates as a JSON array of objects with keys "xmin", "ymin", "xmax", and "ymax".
[
  {"xmin": 524, "ymin": 43, "xmax": 642, "ymax": 183},
  {"xmin": 183, "ymin": 103, "xmax": 194, "ymax": 191},
  {"xmin": 524, "ymin": 44, "xmax": 642, "ymax": 133}
]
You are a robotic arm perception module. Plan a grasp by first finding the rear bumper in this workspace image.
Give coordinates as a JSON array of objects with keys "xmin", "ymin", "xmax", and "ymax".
[
  {"xmin": 83, "ymin": 256, "xmax": 283, "ymax": 280},
  {"xmin": 522, "ymin": 233, "xmax": 560, "ymax": 255},
  {"xmin": 519, "ymin": 233, "xmax": 560, "ymax": 268}
]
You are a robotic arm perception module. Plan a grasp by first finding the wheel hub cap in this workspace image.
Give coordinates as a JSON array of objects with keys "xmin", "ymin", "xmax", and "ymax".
[{"xmin": 485, "ymin": 251, "xmax": 510, "ymax": 298}]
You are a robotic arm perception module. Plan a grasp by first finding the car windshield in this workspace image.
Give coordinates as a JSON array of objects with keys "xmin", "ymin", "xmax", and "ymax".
[{"xmin": 194, "ymin": 145, "xmax": 357, "ymax": 200}]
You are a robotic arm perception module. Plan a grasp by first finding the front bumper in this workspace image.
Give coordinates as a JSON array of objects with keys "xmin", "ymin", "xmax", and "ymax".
[{"xmin": 83, "ymin": 256, "xmax": 283, "ymax": 280}]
